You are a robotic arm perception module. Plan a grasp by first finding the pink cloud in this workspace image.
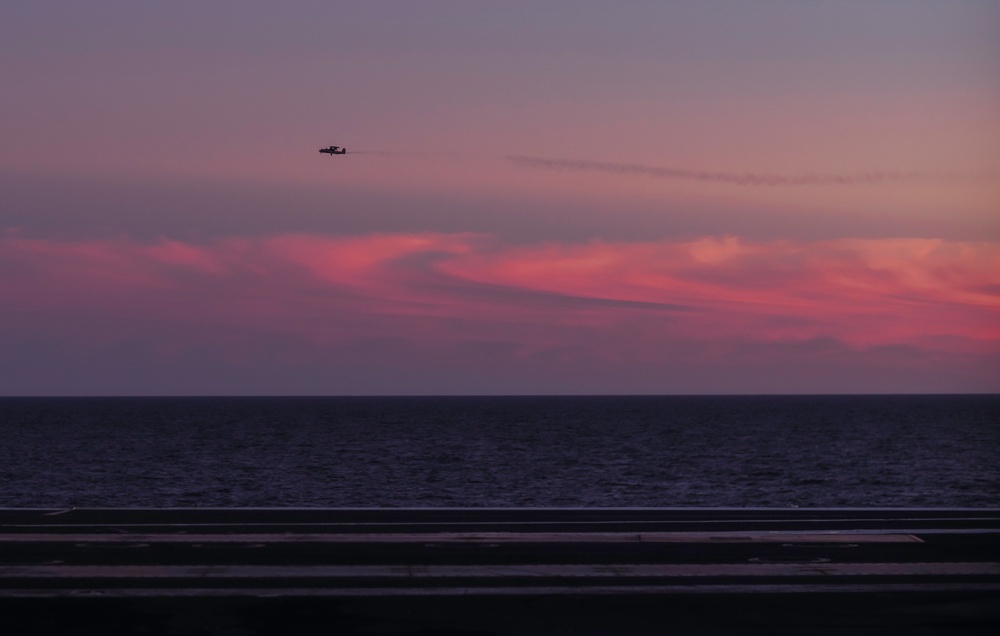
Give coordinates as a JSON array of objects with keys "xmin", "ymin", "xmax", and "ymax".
[
  {"xmin": 1, "ymin": 232, "xmax": 998, "ymax": 393},
  {"xmin": 441, "ymin": 236, "xmax": 1000, "ymax": 346}
]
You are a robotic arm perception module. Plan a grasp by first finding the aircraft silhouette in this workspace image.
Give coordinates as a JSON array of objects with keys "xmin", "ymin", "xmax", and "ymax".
[{"xmin": 319, "ymin": 145, "xmax": 347, "ymax": 155}]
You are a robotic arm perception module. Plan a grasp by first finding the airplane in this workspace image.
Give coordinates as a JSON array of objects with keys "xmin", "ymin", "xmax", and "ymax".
[{"xmin": 319, "ymin": 145, "xmax": 347, "ymax": 155}]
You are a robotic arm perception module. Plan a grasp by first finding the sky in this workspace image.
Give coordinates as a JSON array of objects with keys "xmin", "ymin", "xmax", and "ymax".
[{"xmin": 2, "ymin": 1, "xmax": 998, "ymax": 395}]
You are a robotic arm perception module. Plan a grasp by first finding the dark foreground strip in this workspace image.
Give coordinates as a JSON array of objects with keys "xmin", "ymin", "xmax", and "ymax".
[
  {"xmin": 5, "ymin": 583, "xmax": 1000, "ymax": 599},
  {"xmin": 0, "ymin": 509, "xmax": 997, "ymax": 598},
  {"xmin": 0, "ymin": 531, "xmax": 925, "ymax": 543}
]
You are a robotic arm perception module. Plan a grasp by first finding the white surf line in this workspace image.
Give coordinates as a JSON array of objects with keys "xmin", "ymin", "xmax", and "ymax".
[
  {"xmin": 5, "ymin": 515, "xmax": 994, "ymax": 530},
  {"xmin": 6, "ymin": 582, "xmax": 1000, "ymax": 598},
  {"xmin": 0, "ymin": 532, "xmax": 923, "ymax": 543},
  {"xmin": 5, "ymin": 562, "xmax": 999, "ymax": 579},
  {"xmin": 13, "ymin": 506, "xmax": 995, "ymax": 511}
]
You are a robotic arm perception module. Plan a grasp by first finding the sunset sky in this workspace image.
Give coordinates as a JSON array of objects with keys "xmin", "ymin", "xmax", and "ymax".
[{"xmin": 2, "ymin": 1, "xmax": 998, "ymax": 395}]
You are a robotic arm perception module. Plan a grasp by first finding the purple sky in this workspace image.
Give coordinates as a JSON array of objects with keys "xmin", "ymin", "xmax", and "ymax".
[{"xmin": 2, "ymin": 2, "xmax": 998, "ymax": 395}]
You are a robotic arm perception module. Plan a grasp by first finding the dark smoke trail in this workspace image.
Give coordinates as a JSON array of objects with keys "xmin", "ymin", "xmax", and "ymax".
[{"xmin": 507, "ymin": 156, "xmax": 930, "ymax": 186}]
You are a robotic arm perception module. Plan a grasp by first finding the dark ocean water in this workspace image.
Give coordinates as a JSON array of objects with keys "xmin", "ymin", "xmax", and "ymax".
[{"xmin": 1, "ymin": 395, "xmax": 997, "ymax": 508}]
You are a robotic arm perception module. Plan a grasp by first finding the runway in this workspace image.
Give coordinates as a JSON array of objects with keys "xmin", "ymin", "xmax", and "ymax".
[{"xmin": 2, "ymin": 508, "xmax": 998, "ymax": 634}]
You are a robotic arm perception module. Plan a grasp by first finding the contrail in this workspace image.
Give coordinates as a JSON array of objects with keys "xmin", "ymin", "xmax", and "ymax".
[
  {"xmin": 333, "ymin": 150, "xmax": 984, "ymax": 185},
  {"xmin": 507, "ymin": 155, "xmax": 935, "ymax": 186},
  {"xmin": 345, "ymin": 150, "xmax": 412, "ymax": 155},
  {"xmin": 347, "ymin": 150, "xmax": 473, "ymax": 157}
]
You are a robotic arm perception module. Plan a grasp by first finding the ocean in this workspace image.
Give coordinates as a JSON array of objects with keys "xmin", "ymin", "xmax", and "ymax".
[{"xmin": 1, "ymin": 395, "xmax": 997, "ymax": 508}]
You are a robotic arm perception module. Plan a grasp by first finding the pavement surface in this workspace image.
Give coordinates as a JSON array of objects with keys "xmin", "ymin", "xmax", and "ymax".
[{"xmin": 1, "ymin": 507, "xmax": 998, "ymax": 634}]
